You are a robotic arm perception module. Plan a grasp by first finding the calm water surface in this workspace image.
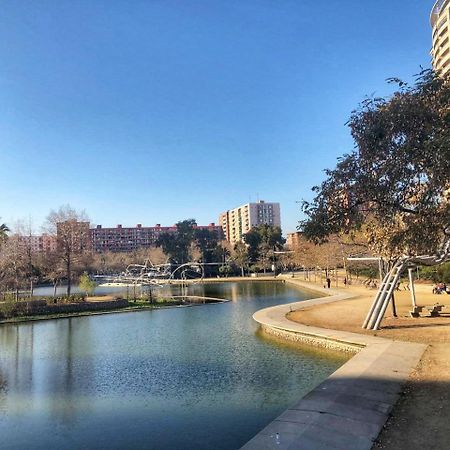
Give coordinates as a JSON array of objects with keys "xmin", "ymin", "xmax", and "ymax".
[{"xmin": 0, "ymin": 282, "xmax": 347, "ymax": 449}]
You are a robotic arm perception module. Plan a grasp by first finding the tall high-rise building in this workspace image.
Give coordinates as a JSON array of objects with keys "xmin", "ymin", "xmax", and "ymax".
[
  {"xmin": 219, "ymin": 201, "xmax": 281, "ymax": 244},
  {"xmin": 431, "ymin": 0, "xmax": 450, "ymax": 76}
]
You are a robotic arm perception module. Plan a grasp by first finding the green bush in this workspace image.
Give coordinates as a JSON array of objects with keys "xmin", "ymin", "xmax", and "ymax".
[
  {"xmin": 419, "ymin": 262, "xmax": 450, "ymax": 283},
  {"xmin": 79, "ymin": 272, "xmax": 97, "ymax": 296},
  {"xmin": 0, "ymin": 301, "xmax": 16, "ymax": 319},
  {"xmin": 348, "ymin": 267, "xmax": 378, "ymax": 279}
]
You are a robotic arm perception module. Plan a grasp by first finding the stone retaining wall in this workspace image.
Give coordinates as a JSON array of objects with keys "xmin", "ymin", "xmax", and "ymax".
[{"xmin": 261, "ymin": 324, "xmax": 361, "ymax": 353}]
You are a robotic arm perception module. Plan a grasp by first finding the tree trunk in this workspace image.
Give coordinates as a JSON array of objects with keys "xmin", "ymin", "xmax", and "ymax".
[
  {"xmin": 391, "ymin": 293, "xmax": 398, "ymax": 317},
  {"xmin": 241, "ymin": 266, "xmax": 244, "ymax": 277},
  {"xmin": 67, "ymin": 256, "xmax": 71, "ymax": 297}
]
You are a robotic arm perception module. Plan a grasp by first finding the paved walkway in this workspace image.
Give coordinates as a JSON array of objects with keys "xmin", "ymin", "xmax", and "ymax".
[{"xmin": 241, "ymin": 279, "xmax": 426, "ymax": 450}]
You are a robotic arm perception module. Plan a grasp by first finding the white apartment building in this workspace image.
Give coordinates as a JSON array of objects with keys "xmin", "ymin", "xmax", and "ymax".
[
  {"xmin": 431, "ymin": 0, "xmax": 450, "ymax": 76},
  {"xmin": 219, "ymin": 201, "xmax": 281, "ymax": 244}
]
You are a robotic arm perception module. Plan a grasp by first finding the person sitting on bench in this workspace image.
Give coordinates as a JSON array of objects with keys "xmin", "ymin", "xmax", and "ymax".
[{"xmin": 433, "ymin": 283, "xmax": 448, "ymax": 294}]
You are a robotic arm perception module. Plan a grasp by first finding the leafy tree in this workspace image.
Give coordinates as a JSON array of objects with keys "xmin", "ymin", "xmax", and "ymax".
[
  {"xmin": 218, "ymin": 264, "xmax": 233, "ymax": 277},
  {"xmin": 216, "ymin": 242, "xmax": 231, "ymax": 265},
  {"xmin": 156, "ymin": 233, "xmax": 178, "ymax": 262},
  {"xmin": 419, "ymin": 262, "xmax": 450, "ymax": 283},
  {"xmin": 156, "ymin": 219, "xmax": 196, "ymax": 264},
  {"xmin": 194, "ymin": 228, "xmax": 218, "ymax": 263},
  {"xmin": 45, "ymin": 205, "xmax": 90, "ymax": 296},
  {"xmin": 79, "ymin": 272, "xmax": 96, "ymax": 297},
  {"xmin": 243, "ymin": 225, "xmax": 285, "ymax": 266},
  {"xmin": 301, "ymin": 70, "xmax": 450, "ymax": 260},
  {"xmin": 175, "ymin": 219, "xmax": 197, "ymax": 263}
]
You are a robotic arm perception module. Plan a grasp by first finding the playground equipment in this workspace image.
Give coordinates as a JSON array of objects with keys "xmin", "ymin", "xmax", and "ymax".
[
  {"xmin": 362, "ymin": 258, "xmax": 408, "ymax": 330},
  {"xmin": 361, "ymin": 238, "xmax": 450, "ymax": 330}
]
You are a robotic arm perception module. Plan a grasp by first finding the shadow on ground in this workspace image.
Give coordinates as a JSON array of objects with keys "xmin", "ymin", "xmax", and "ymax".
[{"xmin": 373, "ymin": 378, "xmax": 450, "ymax": 450}]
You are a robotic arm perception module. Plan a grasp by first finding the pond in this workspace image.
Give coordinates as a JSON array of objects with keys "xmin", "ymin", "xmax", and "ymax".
[{"xmin": 0, "ymin": 281, "xmax": 347, "ymax": 449}]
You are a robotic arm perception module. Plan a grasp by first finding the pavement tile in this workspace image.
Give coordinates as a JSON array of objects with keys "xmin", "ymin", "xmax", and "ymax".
[{"xmin": 276, "ymin": 409, "xmax": 321, "ymax": 424}]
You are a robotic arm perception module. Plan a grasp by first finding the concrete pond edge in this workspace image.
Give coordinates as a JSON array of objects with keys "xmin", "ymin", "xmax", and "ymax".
[{"xmin": 241, "ymin": 277, "xmax": 427, "ymax": 450}]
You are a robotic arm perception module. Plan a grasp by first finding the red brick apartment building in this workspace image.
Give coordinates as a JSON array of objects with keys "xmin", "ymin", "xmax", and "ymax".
[{"xmin": 90, "ymin": 223, "xmax": 223, "ymax": 252}]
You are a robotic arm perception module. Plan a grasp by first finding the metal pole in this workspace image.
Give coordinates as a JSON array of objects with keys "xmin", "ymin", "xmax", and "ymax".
[
  {"xmin": 408, "ymin": 268, "xmax": 417, "ymax": 308},
  {"xmin": 378, "ymin": 258, "xmax": 384, "ymax": 283},
  {"xmin": 391, "ymin": 292, "xmax": 398, "ymax": 317}
]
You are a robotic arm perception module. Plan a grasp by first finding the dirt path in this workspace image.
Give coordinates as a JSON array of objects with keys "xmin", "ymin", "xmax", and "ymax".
[{"xmin": 287, "ymin": 280, "xmax": 450, "ymax": 450}]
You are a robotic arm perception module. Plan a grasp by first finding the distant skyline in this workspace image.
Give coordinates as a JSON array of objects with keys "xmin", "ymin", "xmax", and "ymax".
[{"xmin": 0, "ymin": 0, "xmax": 432, "ymax": 233}]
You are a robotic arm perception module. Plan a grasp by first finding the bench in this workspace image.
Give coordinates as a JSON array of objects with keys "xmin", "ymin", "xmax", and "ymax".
[
  {"xmin": 426, "ymin": 304, "xmax": 445, "ymax": 317},
  {"xmin": 409, "ymin": 304, "xmax": 445, "ymax": 318},
  {"xmin": 410, "ymin": 306, "xmax": 424, "ymax": 318}
]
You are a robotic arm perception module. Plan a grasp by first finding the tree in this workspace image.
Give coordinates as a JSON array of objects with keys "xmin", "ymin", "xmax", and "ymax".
[
  {"xmin": 176, "ymin": 219, "xmax": 197, "ymax": 263},
  {"xmin": 232, "ymin": 241, "xmax": 249, "ymax": 277},
  {"xmin": 194, "ymin": 228, "xmax": 218, "ymax": 263},
  {"xmin": 0, "ymin": 235, "xmax": 28, "ymax": 300},
  {"xmin": 79, "ymin": 272, "xmax": 96, "ymax": 297},
  {"xmin": 289, "ymin": 232, "xmax": 368, "ymax": 275},
  {"xmin": 155, "ymin": 233, "xmax": 178, "ymax": 262},
  {"xmin": 242, "ymin": 225, "xmax": 286, "ymax": 274},
  {"xmin": 0, "ymin": 221, "xmax": 9, "ymax": 243},
  {"xmin": 45, "ymin": 205, "xmax": 90, "ymax": 296},
  {"xmin": 156, "ymin": 219, "xmax": 197, "ymax": 264},
  {"xmin": 36, "ymin": 250, "xmax": 65, "ymax": 297},
  {"xmin": 243, "ymin": 225, "xmax": 285, "ymax": 268},
  {"xmin": 15, "ymin": 219, "xmax": 40, "ymax": 297},
  {"xmin": 301, "ymin": 70, "xmax": 450, "ymax": 260}
]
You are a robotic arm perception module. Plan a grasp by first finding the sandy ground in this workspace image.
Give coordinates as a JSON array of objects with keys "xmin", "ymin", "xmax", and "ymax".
[
  {"xmin": 287, "ymin": 279, "xmax": 450, "ymax": 450},
  {"xmin": 85, "ymin": 295, "xmax": 116, "ymax": 302}
]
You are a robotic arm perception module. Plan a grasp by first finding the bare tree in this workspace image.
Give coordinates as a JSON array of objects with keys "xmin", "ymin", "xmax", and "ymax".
[
  {"xmin": 0, "ymin": 219, "xmax": 9, "ymax": 243},
  {"xmin": 14, "ymin": 218, "xmax": 39, "ymax": 297},
  {"xmin": 36, "ymin": 250, "xmax": 65, "ymax": 297},
  {"xmin": 0, "ymin": 235, "xmax": 28, "ymax": 300},
  {"xmin": 232, "ymin": 242, "xmax": 249, "ymax": 277},
  {"xmin": 45, "ymin": 205, "xmax": 90, "ymax": 296}
]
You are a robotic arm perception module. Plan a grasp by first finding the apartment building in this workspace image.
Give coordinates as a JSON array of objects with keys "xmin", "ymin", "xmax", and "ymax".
[
  {"xmin": 219, "ymin": 201, "xmax": 281, "ymax": 244},
  {"xmin": 286, "ymin": 231, "xmax": 303, "ymax": 250},
  {"xmin": 431, "ymin": 0, "xmax": 450, "ymax": 76},
  {"xmin": 19, "ymin": 234, "xmax": 57, "ymax": 253},
  {"xmin": 90, "ymin": 222, "xmax": 223, "ymax": 253}
]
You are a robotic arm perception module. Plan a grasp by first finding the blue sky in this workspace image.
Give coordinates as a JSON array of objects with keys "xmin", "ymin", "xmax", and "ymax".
[{"xmin": 0, "ymin": 0, "xmax": 432, "ymax": 233}]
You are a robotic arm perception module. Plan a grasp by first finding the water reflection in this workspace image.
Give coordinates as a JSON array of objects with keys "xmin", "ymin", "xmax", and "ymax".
[{"xmin": 0, "ymin": 282, "xmax": 347, "ymax": 450}]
